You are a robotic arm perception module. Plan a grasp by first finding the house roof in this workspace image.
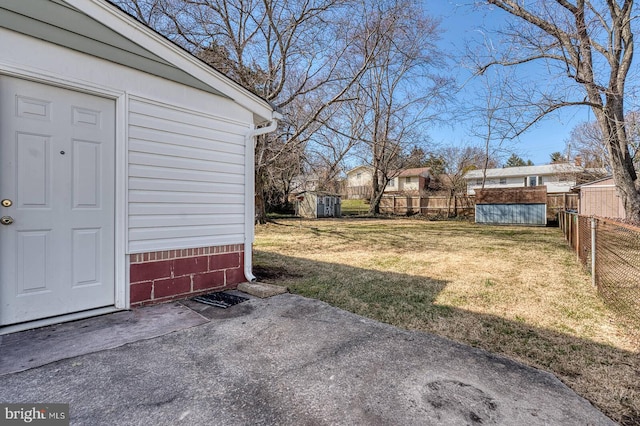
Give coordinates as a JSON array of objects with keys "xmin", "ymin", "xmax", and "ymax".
[
  {"xmin": 1, "ymin": 0, "xmax": 279, "ymax": 124},
  {"xmin": 572, "ymin": 176, "xmax": 615, "ymax": 189},
  {"xmin": 465, "ymin": 164, "xmax": 584, "ymax": 179},
  {"xmin": 295, "ymin": 190, "xmax": 341, "ymax": 197},
  {"xmin": 346, "ymin": 165, "xmax": 373, "ymax": 175},
  {"xmin": 397, "ymin": 167, "xmax": 431, "ymax": 177},
  {"xmin": 346, "ymin": 165, "xmax": 431, "ymax": 177}
]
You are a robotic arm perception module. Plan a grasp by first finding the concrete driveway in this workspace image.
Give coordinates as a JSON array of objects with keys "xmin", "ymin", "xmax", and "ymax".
[{"xmin": 0, "ymin": 293, "xmax": 614, "ymax": 425}]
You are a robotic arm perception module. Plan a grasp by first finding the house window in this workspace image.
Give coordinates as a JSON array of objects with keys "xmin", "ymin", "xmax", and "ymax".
[
  {"xmin": 387, "ymin": 178, "xmax": 395, "ymax": 187},
  {"xmin": 405, "ymin": 177, "xmax": 412, "ymax": 183},
  {"xmin": 527, "ymin": 176, "xmax": 542, "ymax": 187},
  {"xmin": 499, "ymin": 178, "xmax": 507, "ymax": 185},
  {"xmin": 476, "ymin": 179, "xmax": 482, "ymax": 185},
  {"xmin": 356, "ymin": 172, "xmax": 362, "ymax": 179}
]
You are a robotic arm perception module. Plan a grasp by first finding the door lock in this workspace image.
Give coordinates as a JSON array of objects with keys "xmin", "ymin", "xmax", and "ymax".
[
  {"xmin": 1, "ymin": 199, "xmax": 11, "ymax": 207},
  {"xmin": 0, "ymin": 216, "xmax": 14, "ymax": 225}
]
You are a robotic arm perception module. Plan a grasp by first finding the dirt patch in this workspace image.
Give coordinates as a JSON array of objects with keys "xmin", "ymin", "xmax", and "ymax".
[{"xmin": 253, "ymin": 265, "xmax": 301, "ymax": 282}]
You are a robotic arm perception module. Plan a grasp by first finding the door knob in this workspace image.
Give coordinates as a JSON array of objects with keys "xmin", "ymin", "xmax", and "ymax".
[
  {"xmin": 1, "ymin": 199, "xmax": 11, "ymax": 207},
  {"xmin": 0, "ymin": 216, "xmax": 14, "ymax": 225}
]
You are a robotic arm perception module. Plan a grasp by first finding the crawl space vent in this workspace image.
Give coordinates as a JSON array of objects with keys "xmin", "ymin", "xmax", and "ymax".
[{"xmin": 192, "ymin": 292, "xmax": 248, "ymax": 308}]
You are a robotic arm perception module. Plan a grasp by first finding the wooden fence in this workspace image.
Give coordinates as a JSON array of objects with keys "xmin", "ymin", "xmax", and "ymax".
[
  {"xmin": 547, "ymin": 193, "xmax": 579, "ymax": 214},
  {"xmin": 379, "ymin": 195, "xmax": 475, "ymax": 217},
  {"xmin": 345, "ymin": 185, "xmax": 372, "ymax": 200},
  {"xmin": 378, "ymin": 193, "xmax": 578, "ymax": 220}
]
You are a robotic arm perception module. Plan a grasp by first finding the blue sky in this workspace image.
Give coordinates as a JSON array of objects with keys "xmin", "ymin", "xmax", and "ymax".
[{"xmin": 424, "ymin": 1, "xmax": 594, "ymax": 166}]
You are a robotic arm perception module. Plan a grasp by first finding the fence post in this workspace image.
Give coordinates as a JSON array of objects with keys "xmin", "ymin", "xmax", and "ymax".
[
  {"xmin": 576, "ymin": 214, "xmax": 580, "ymax": 263},
  {"xmin": 591, "ymin": 217, "xmax": 597, "ymax": 288}
]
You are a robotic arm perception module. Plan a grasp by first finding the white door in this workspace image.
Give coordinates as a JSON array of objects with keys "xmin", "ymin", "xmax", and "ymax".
[
  {"xmin": 0, "ymin": 76, "xmax": 115, "ymax": 326},
  {"xmin": 325, "ymin": 197, "xmax": 332, "ymax": 216}
]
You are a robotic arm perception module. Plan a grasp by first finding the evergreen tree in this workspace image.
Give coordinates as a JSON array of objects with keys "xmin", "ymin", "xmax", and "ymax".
[{"xmin": 503, "ymin": 154, "xmax": 527, "ymax": 168}]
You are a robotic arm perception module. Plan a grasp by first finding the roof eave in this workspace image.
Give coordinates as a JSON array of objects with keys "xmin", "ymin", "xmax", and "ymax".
[{"xmin": 66, "ymin": 0, "xmax": 277, "ymax": 123}]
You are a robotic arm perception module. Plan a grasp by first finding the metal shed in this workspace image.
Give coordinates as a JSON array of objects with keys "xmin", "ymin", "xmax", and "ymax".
[
  {"xmin": 296, "ymin": 192, "xmax": 341, "ymax": 218},
  {"xmin": 475, "ymin": 187, "xmax": 547, "ymax": 226}
]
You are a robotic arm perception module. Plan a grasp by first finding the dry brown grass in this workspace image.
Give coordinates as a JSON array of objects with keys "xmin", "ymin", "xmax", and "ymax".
[{"xmin": 254, "ymin": 217, "xmax": 640, "ymax": 424}]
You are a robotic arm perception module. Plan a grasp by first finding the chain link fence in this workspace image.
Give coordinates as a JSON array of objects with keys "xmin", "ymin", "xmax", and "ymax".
[
  {"xmin": 577, "ymin": 215, "xmax": 592, "ymax": 268},
  {"xmin": 560, "ymin": 212, "xmax": 640, "ymax": 338}
]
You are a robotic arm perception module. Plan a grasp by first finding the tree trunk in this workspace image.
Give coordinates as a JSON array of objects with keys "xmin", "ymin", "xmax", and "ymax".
[
  {"xmin": 610, "ymin": 156, "xmax": 640, "ymax": 223},
  {"xmin": 595, "ymin": 100, "xmax": 640, "ymax": 223},
  {"xmin": 369, "ymin": 190, "xmax": 384, "ymax": 215},
  {"xmin": 483, "ymin": 0, "xmax": 640, "ymax": 223},
  {"xmin": 255, "ymin": 167, "xmax": 268, "ymax": 224},
  {"xmin": 368, "ymin": 169, "xmax": 383, "ymax": 215}
]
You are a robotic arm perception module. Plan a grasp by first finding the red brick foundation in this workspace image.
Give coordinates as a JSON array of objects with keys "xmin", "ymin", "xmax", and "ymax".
[{"xmin": 129, "ymin": 244, "xmax": 245, "ymax": 306}]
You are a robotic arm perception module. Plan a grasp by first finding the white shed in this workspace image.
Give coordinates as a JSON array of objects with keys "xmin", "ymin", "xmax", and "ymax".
[
  {"xmin": 295, "ymin": 192, "xmax": 341, "ymax": 218},
  {"xmin": 0, "ymin": 0, "xmax": 279, "ymax": 333}
]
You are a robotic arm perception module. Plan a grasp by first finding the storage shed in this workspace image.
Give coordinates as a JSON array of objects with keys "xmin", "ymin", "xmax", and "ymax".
[
  {"xmin": 575, "ymin": 177, "xmax": 625, "ymax": 219},
  {"xmin": 296, "ymin": 192, "xmax": 341, "ymax": 218},
  {"xmin": 475, "ymin": 187, "xmax": 547, "ymax": 226},
  {"xmin": 0, "ymin": 0, "xmax": 280, "ymax": 333}
]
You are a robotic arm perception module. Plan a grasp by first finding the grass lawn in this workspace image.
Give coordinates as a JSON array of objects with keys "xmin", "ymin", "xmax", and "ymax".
[{"xmin": 254, "ymin": 217, "xmax": 639, "ymax": 425}]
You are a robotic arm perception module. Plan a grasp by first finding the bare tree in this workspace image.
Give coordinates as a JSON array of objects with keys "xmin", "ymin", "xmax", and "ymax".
[
  {"xmin": 476, "ymin": 0, "xmax": 640, "ymax": 221},
  {"xmin": 300, "ymin": 88, "xmax": 365, "ymax": 194},
  {"xmin": 465, "ymin": 61, "xmax": 518, "ymax": 189},
  {"xmin": 304, "ymin": 132, "xmax": 356, "ymax": 193},
  {"xmin": 345, "ymin": 0, "xmax": 450, "ymax": 214},
  {"xmin": 442, "ymin": 146, "xmax": 497, "ymax": 212},
  {"xmin": 115, "ymin": 0, "xmax": 378, "ymax": 223},
  {"xmin": 567, "ymin": 111, "xmax": 640, "ymax": 170},
  {"xmin": 263, "ymin": 135, "xmax": 304, "ymax": 212}
]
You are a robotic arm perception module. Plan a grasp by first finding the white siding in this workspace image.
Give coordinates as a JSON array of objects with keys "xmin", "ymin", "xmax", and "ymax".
[
  {"xmin": 128, "ymin": 97, "xmax": 249, "ymax": 252},
  {"xmin": 385, "ymin": 178, "xmax": 398, "ymax": 191},
  {"xmin": 400, "ymin": 177, "xmax": 419, "ymax": 192},
  {"xmin": 467, "ymin": 175, "xmax": 576, "ymax": 194},
  {"xmin": 1, "ymin": 28, "xmax": 257, "ymax": 255},
  {"xmin": 467, "ymin": 176, "xmax": 526, "ymax": 194},
  {"xmin": 347, "ymin": 167, "xmax": 373, "ymax": 187}
]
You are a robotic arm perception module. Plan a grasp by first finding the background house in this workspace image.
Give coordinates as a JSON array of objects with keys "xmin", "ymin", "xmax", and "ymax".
[
  {"xmin": 290, "ymin": 174, "xmax": 320, "ymax": 193},
  {"xmin": 345, "ymin": 166, "xmax": 431, "ymax": 199},
  {"xmin": 384, "ymin": 168, "xmax": 432, "ymax": 195},
  {"xmin": 465, "ymin": 164, "xmax": 591, "ymax": 195},
  {"xmin": 0, "ymin": 0, "xmax": 279, "ymax": 333},
  {"xmin": 345, "ymin": 166, "xmax": 374, "ymax": 199}
]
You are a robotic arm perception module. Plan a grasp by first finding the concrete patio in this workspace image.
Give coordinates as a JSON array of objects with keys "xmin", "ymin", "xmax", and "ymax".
[{"xmin": 0, "ymin": 292, "xmax": 614, "ymax": 425}]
